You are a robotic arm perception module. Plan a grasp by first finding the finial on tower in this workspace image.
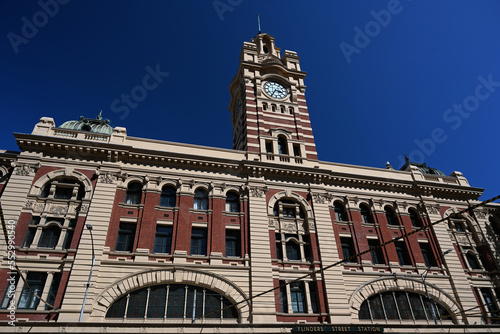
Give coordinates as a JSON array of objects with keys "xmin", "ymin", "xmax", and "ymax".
[{"xmin": 257, "ymin": 14, "xmax": 261, "ymax": 34}]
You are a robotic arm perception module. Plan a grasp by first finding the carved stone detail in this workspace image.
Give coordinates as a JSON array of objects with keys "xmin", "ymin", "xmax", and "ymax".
[
  {"xmin": 50, "ymin": 205, "xmax": 68, "ymax": 215},
  {"xmin": 312, "ymin": 193, "xmax": 330, "ymax": 204},
  {"xmin": 99, "ymin": 172, "xmax": 116, "ymax": 184},
  {"xmin": 249, "ymin": 187, "xmax": 266, "ymax": 198},
  {"xmin": 12, "ymin": 163, "xmax": 39, "ymax": 176},
  {"xmin": 427, "ymin": 205, "xmax": 440, "ymax": 215},
  {"xmin": 24, "ymin": 200, "xmax": 35, "ymax": 209}
]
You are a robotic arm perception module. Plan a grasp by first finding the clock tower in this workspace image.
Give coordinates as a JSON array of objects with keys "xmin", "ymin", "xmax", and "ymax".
[{"xmin": 229, "ymin": 33, "xmax": 318, "ymax": 163}]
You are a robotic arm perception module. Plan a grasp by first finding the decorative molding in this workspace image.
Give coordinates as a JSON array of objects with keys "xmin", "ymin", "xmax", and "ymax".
[
  {"xmin": 249, "ymin": 186, "xmax": 266, "ymax": 198},
  {"xmin": 12, "ymin": 162, "xmax": 39, "ymax": 176},
  {"xmin": 99, "ymin": 172, "xmax": 116, "ymax": 184}
]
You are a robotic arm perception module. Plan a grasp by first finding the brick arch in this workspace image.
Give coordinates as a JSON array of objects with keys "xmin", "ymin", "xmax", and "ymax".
[
  {"xmin": 349, "ymin": 276, "xmax": 462, "ymax": 322},
  {"xmin": 91, "ymin": 268, "xmax": 250, "ymax": 322},
  {"xmin": 267, "ymin": 190, "xmax": 313, "ymax": 218},
  {"xmin": 30, "ymin": 168, "xmax": 93, "ymax": 200}
]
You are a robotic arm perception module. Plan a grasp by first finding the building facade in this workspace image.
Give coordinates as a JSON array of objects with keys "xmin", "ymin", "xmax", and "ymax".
[{"xmin": 0, "ymin": 33, "xmax": 499, "ymax": 333}]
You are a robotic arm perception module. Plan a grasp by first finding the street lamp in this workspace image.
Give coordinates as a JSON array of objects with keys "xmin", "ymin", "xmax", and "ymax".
[
  {"xmin": 421, "ymin": 248, "xmax": 452, "ymax": 325},
  {"xmin": 79, "ymin": 224, "xmax": 95, "ymax": 322}
]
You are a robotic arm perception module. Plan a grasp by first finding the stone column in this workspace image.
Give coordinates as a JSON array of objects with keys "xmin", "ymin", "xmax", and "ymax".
[
  {"xmin": 247, "ymin": 181, "xmax": 276, "ymax": 323},
  {"xmin": 310, "ymin": 190, "xmax": 352, "ymax": 323}
]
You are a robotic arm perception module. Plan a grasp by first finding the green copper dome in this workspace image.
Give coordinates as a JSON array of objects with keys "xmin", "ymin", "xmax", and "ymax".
[{"xmin": 59, "ymin": 112, "xmax": 113, "ymax": 135}]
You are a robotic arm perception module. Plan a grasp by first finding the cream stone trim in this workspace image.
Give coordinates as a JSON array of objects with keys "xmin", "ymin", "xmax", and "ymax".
[
  {"xmin": 267, "ymin": 190, "xmax": 313, "ymax": 219},
  {"xmin": 92, "ymin": 268, "xmax": 250, "ymax": 321},
  {"xmin": 29, "ymin": 168, "xmax": 93, "ymax": 199},
  {"xmin": 349, "ymin": 276, "xmax": 462, "ymax": 321}
]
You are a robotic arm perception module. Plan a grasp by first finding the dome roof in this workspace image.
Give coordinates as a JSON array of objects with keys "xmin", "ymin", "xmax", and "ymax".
[
  {"xmin": 399, "ymin": 155, "xmax": 446, "ymax": 176},
  {"xmin": 59, "ymin": 112, "xmax": 113, "ymax": 135}
]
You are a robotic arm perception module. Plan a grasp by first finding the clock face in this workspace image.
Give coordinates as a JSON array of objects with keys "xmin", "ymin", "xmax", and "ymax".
[{"xmin": 263, "ymin": 81, "xmax": 288, "ymax": 99}]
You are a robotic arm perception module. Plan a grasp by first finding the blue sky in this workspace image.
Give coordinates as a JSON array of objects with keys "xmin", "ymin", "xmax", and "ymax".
[{"xmin": 1, "ymin": 1, "xmax": 499, "ymax": 201}]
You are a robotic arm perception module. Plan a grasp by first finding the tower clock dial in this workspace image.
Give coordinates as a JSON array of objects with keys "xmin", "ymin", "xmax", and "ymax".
[{"xmin": 263, "ymin": 81, "xmax": 288, "ymax": 99}]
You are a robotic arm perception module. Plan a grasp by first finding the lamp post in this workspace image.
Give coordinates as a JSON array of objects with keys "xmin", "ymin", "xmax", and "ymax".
[
  {"xmin": 79, "ymin": 224, "xmax": 95, "ymax": 322},
  {"xmin": 421, "ymin": 248, "xmax": 452, "ymax": 325}
]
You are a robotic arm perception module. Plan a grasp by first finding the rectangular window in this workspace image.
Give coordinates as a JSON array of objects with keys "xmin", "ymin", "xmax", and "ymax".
[
  {"xmin": 276, "ymin": 233, "xmax": 283, "ymax": 260},
  {"xmin": 154, "ymin": 225, "xmax": 173, "ymax": 254},
  {"xmin": 147, "ymin": 285, "xmax": 166, "ymax": 318},
  {"xmin": 225, "ymin": 229, "xmax": 241, "ymax": 257},
  {"xmin": 190, "ymin": 228, "xmax": 207, "ymax": 255},
  {"xmin": 368, "ymin": 239, "xmax": 385, "ymax": 265},
  {"xmin": 340, "ymin": 237, "xmax": 357, "ymax": 263},
  {"xmin": 481, "ymin": 288, "xmax": 500, "ymax": 318},
  {"xmin": 293, "ymin": 144, "xmax": 301, "ymax": 157},
  {"xmin": 45, "ymin": 272, "xmax": 62, "ymax": 310},
  {"xmin": 419, "ymin": 242, "xmax": 435, "ymax": 267},
  {"xmin": 115, "ymin": 223, "xmax": 136, "ymax": 252},
  {"xmin": 265, "ymin": 141, "xmax": 273, "ymax": 154},
  {"xmin": 1, "ymin": 273, "xmax": 19, "ymax": 309},
  {"xmin": 166, "ymin": 284, "xmax": 185, "ymax": 318},
  {"xmin": 290, "ymin": 282, "xmax": 306, "ymax": 313},
  {"xmin": 395, "ymin": 241, "xmax": 412, "ymax": 266},
  {"xmin": 18, "ymin": 272, "xmax": 47, "ymax": 309},
  {"xmin": 309, "ymin": 281, "xmax": 318, "ymax": 313},
  {"xmin": 279, "ymin": 281, "xmax": 288, "ymax": 313}
]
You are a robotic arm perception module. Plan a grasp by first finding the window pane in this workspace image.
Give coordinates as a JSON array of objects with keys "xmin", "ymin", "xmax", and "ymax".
[
  {"xmin": 167, "ymin": 285, "xmax": 185, "ymax": 318},
  {"xmin": 409, "ymin": 293, "xmax": 426, "ymax": 320},
  {"xmin": 225, "ymin": 229, "xmax": 241, "ymax": 257},
  {"xmin": 205, "ymin": 292, "xmax": 221, "ymax": 318},
  {"xmin": 147, "ymin": 285, "xmax": 166, "ymax": 318},
  {"xmin": 115, "ymin": 223, "xmax": 136, "ymax": 252},
  {"xmin": 276, "ymin": 233, "xmax": 283, "ymax": 260},
  {"xmin": 190, "ymin": 228, "xmax": 207, "ymax": 255},
  {"xmin": 334, "ymin": 202, "xmax": 347, "ymax": 221},
  {"xmin": 18, "ymin": 272, "xmax": 47, "ymax": 309},
  {"xmin": 38, "ymin": 226, "xmax": 60, "ymax": 249},
  {"xmin": 125, "ymin": 183, "xmax": 142, "ymax": 204},
  {"xmin": 395, "ymin": 241, "xmax": 411, "ymax": 266},
  {"xmin": 409, "ymin": 209, "xmax": 421, "ymax": 227},
  {"xmin": 290, "ymin": 282, "xmax": 306, "ymax": 313},
  {"xmin": 193, "ymin": 189, "xmax": 208, "ymax": 210},
  {"xmin": 368, "ymin": 295, "xmax": 385, "ymax": 319},
  {"xmin": 360, "ymin": 205, "xmax": 373, "ymax": 224},
  {"xmin": 54, "ymin": 186, "xmax": 73, "ymax": 199},
  {"xmin": 160, "ymin": 186, "xmax": 176, "ymax": 207},
  {"xmin": 23, "ymin": 228, "xmax": 36, "ymax": 248},
  {"xmin": 286, "ymin": 240, "xmax": 300, "ymax": 260},
  {"xmin": 45, "ymin": 273, "xmax": 62, "ymax": 310},
  {"xmin": 420, "ymin": 243, "xmax": 435, "ymax": 267},
  {"xmin": 223, "ymin": 298, "xmax": 238, "ymax": 319},
  {"xmin": 382, "ymin": 292, "xmax": 399, "ymax": 320},
  {"xmin": 309, "ymin": 282, "xmax": 318, "ymax": 313},
  {"xmin": 1, "ymin": 274, "xmax": 18, "ymax": 309},
  {"xmin": 225, "ymin": 192, "xmax": 239, "ymax": 212},
  {"xmin": 385, "ymin": 206, "xmax": 398, "ymax": 225},
  {"xmin": 127, "ymin": 288, "xmax": 147, "ymax": 318},
  {"xmin": 466, "ymin": 252, "xmax": 481, "ymax": 269},
  {"xmin": 395, "ymin": 292, "xmax": 412, "ymax": 320},
  {"xmin": 106, "ymin": 295, "xmax": 127, "ymax": 318},
  {"xmin": 341, "ymin": 237, "xmax": 356, "ymax": 263},
  {"xmin": 359, "ymin": 300, "xmax": 371, "ymax": 319},
  {"xmin": 280, "ymin": 282, "xmax": 288, "ymax": 313},
  {"xmin": 186, "ymin": 286, "xmax": 204, "ymax": 320},
  {"xmin": 368, "ymin": 239, "xmax": 385, "ymax": 265},
  {"xmin": 154, "ymin": 226, "xmax": 173, "ymax": 254}
]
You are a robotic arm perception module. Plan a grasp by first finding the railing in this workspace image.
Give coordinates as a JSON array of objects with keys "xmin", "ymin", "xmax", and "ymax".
[
  {"xmin": 53, "ymin": 128, "xmax": 110, "ymax": 143},
  {"xmin": 263, "ymin": 153, "xmax": 303, "ymax": 164},
  {"xmin": 423, "ymin": 175, "xmax": 459, "ymax": 184}
]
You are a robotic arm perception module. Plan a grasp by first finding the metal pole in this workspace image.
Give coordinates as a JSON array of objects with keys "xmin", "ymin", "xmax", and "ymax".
[
  {"xmin": 421, "ymin": 249, "xmax": 452, "ymax": 325},
  {"xmin": 191, "ymin": 289, "xmax": 197, "ymax": 323},
  {"xmin": 79, "ymin": 224, "xmax": 95, "ymax": 322}
]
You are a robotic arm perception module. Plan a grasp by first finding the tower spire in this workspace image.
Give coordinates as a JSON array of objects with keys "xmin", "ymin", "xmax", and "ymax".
[{"xmin": 257, "ymin": 14, "xmax": 261, "ymax": 34}]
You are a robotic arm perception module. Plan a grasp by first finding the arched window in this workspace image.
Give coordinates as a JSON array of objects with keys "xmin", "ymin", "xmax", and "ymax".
[
  {"xmin": 273, "ymin": 198, "xmax": 310, "ymax": 262},
  {"xmin": 488, "ymin": 216, "xmax": 500, "ymax": 234},
  {"xmin": 334, "ymin": 201, "xmax": 348, "ymax": 221},
  {"xmin": 466, "ymin": 252, "xmax": 481, "ymax": 270},
  {"xmin": 125, "ymin": 182, "xmax": 142, "ymax": 205},
  {"xmin": 360, "ymin": 204, "xmax": 374, "ymax": 224},
  {"xmin": 409, "ymin": 208, "xmax": 421, "ymax": 227},
  {"xmin": 160, "ymin": 186, "xmax": 176, "ymax": 207},
  {"xmin": 225, "ymin": 191, "xmax": 240, "ymax": 212},
  {"xmin": 193, "ymin": 188, "xmax": 208, "ymax": 210},
  {"xmin": 106, "ymin": 284, "xmax": 238, "ymax": 320},
  {"xmin": 38, "ymin": 225, "xmax": 61, "ymax": 249},
  {"xmin": 359, "ymin": 291, "xmax": 453, "ymax": 322},
  {"xmin": 277, "ymin": 136, "xmax": 288, "ymax": 155},
  {"xmin": 385, "ymin": 206, "xmax": 398, "ymax": 225}
]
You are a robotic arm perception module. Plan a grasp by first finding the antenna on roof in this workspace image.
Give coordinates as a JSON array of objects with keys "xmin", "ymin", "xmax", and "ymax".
[{"xmin": 257, "ymin": 14, "xmax": 261, "ymax": 34}]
